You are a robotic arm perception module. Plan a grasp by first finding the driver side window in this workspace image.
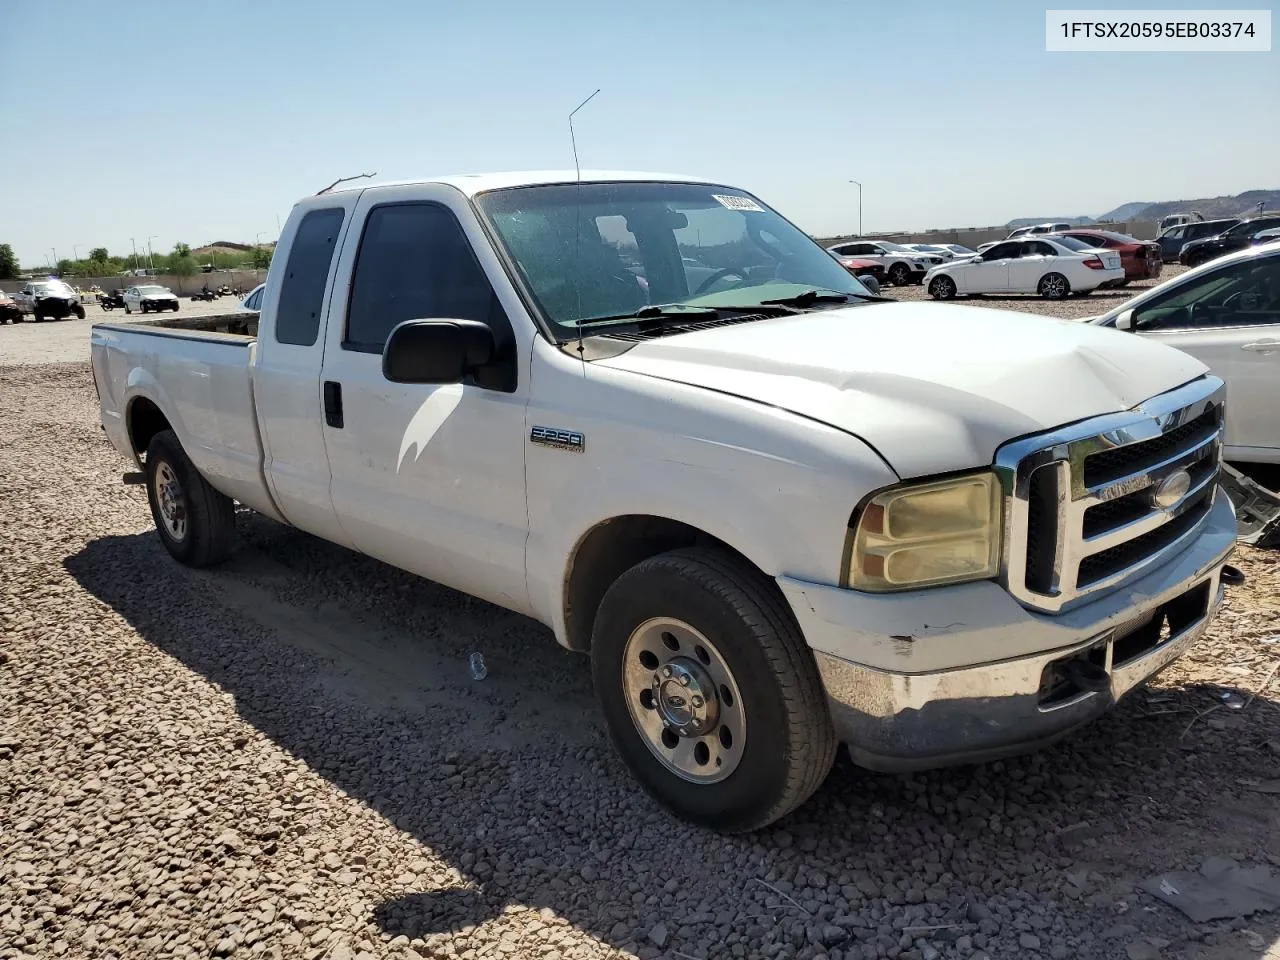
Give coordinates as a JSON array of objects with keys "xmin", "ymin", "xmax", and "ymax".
[
  {"xmin": 1134, "ymin": 256, "xmax": 1280, "ymax": 331},
  {"xmin": 984, "ymin": 242, "xmax": 1021, "ymax": 260}
]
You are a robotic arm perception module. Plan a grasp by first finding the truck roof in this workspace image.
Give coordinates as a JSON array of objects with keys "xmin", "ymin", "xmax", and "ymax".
[{"xmin": 317, "ymin": 170, "xmax": 718, "ymax": 198}]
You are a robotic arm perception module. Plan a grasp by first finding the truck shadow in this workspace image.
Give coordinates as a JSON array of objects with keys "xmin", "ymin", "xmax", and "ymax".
[{"xmin": 63, "ymin": 517, "xmax": 1280, "ymax": 958}]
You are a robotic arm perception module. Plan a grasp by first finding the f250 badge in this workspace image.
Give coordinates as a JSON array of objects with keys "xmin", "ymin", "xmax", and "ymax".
[{"xmin": 530, "ymin": 426, "xmax": 585, "ymax": 452}]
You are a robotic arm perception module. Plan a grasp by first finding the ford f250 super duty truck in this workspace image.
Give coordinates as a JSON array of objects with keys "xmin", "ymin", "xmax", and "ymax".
[{"xmin": 91, "ymin": 172, "xmax": 1239, "ymax": 832}]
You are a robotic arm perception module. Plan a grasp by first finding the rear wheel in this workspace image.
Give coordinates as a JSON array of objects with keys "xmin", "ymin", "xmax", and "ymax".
[
  {"xmin": 929, "ymin": 275, "xmax": 957, "ymax": 300},
  {"xmin": 144, "ymin": 429, "xmax": 237, "ymax": 567},
  {"xmin": 888, "ymin": 262, "xmax": 912, "ymax": 286},
  {"xmin": 1038, "ymin": 272, "xmax": 1070, "ymax": 300},
  {"xmin": 125, "ymin": 304, "xmax": 132, "ymax": 314},
  {"xmin": 591, "ymin": 547, "xmax": 837, "ymax": 833}
]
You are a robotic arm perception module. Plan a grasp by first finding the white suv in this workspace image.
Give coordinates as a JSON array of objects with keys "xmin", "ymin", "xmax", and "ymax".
[{"xmin": 825, "ymin": 240, "xmax": 941, "ymax": 285}]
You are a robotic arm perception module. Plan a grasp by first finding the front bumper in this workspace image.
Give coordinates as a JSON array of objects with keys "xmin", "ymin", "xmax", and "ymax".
[
  {"xmin": 35, "ymin": 297, "xmax": 78, "ymax": 317},
  {"xmin": 779, "ymin": 489, "xmax": 1237, "ymax": 771}
]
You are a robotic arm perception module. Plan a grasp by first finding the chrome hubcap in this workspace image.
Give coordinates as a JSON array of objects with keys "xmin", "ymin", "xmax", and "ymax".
[
  {"xmin": 154, "ymin": 461, "xmax": 187, "ymax": 541},
  {"xmin": 622, "ymin": 618, "xmax": 746, "ymax": 783}
]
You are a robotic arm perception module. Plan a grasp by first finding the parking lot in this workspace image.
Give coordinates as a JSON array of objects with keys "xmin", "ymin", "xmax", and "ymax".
[{"xmin": 3, "ymin": 279, "xmax": 1280, "ymax": 960}]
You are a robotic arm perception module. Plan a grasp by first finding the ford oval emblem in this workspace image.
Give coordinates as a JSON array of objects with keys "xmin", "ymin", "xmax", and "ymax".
[{"xmin": 1149, "ymin": 469, "xmax": 1191, "ymax": 510}]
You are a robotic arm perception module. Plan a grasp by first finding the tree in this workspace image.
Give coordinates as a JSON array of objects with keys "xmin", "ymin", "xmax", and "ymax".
[
  {"xmin": 172, "ymin": 242, "xmax": 191, "ymax": 259},
  {"xmin": 171, "ymin": 255, "xmax": 198, "ymax": 278},
  {"xmin": 56, "ymin": 259, "xmax": 76, "ymax": 277},
  {"xmin": 88, "ymin": 247, "xmax": 109, "ymax": 262},
  {"xmin": 0, "ymin": 243, "xmax": 17, "ymax": 280},
  {"xmin": 250, "ymin": 246, "xmax": 273, "ymax": 269}
]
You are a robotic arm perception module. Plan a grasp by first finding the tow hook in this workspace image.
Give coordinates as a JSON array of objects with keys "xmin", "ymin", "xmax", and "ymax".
[
  {"xmin": 1220, "ymin": 564, "xmax": 1246, "ymax": 587},
  {"xmin": 1061, "ymin": 658, "xmax": 1111, "ymax": 694}
]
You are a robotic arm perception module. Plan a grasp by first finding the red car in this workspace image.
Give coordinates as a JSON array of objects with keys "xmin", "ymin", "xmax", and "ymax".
[
  {"xmin": 833, "ymin": 255, "xmax": 887, "ymax": 287},
  {"xmin": 1051, "ymin": 230, "xmax": 1162, "ymax": 286}
]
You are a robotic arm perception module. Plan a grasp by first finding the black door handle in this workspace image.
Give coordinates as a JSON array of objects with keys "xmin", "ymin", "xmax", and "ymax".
[{"xmin": 323, "ymin": 380, "xmax": 343, "ymax": 428}]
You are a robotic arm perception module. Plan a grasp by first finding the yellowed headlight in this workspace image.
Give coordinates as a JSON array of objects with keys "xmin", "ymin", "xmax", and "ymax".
[{"xmin": 847, "ymin": 473, "xmax": 1003, "ymax": 590}]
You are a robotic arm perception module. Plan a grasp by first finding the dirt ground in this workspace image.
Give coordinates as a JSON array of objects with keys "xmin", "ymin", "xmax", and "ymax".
[{"xmin": 2, "ymin": 287, "xmax": 1280, "ymax": 960}]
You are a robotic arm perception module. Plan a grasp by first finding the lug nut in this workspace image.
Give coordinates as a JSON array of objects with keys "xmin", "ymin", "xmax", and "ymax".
[
  {"xmin": 662, "ymin": 666, "xmax": 672, "ymax": 678},
  {"xmin": 691, "ymin": 696, "xmax": 703, "ymax": 708},
  {"xmin": 679, "ymin": 676, "xmax": 690, "ymax": 687}
]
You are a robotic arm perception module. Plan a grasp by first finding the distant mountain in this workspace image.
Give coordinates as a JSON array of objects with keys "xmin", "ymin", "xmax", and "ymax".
[
  {"xmin": 1006, "ymin": 215, "xmax": 1095, "ymax": 228},
  {"xmin": 1095, "ymin": 201, "xmax": 1152, "ymax": 222},
  {"xmin": 1095, "ymin": 190, "xmax": 1279, "ymax": 224}
]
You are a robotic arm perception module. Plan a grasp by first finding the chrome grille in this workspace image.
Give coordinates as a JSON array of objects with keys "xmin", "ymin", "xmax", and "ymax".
[{"xmin": 996, "ymin": 376, "xmax": 1225, "ymax": 613}]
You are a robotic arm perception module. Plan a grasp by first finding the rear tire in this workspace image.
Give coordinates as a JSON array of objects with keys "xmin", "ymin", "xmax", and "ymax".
[
  {"xmin": 144, "ymin": 429, "xmax": 237, "ymax": 567},
  {"xmin": 929, "ymin": 275, "xmax": 957, "ymax": 300},
  {"xmin": 1038, "ymin": 272, "xmax": 1070, "ymax": 300},
  {"xmin": 125, "ymin": 304, "xmax": 132, "ymax": 314},
  {"xmin": 591, "ymin": 547, "xmax": 837, "ymax": 833}
]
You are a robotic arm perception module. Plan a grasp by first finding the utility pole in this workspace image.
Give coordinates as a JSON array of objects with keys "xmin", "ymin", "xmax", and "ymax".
[
  {"xmin": 130, "ymin": 238, "xmax": 139, "ymax": 273},
  {"xmin": 848, "ymin": 180, "xmax": 863, "ymax": 238},
  {"xmin": 147, "ymin": 235, "xmax": 158, "ymax": 273}
]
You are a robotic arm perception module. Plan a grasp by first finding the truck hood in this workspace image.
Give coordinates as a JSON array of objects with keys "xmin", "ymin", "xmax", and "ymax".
[{"xmin": 594, "ymin": 301, "xmax": 1208, "ymax": 478}]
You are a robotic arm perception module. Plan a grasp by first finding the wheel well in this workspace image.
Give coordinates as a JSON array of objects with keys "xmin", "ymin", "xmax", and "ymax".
[
  {"xmin": 127, "ymin": 398, "xmax": 171, "ymax": 459},
  {"xmin": 562, "ymin": 515, "xmax": 767, "ymax": 653}
]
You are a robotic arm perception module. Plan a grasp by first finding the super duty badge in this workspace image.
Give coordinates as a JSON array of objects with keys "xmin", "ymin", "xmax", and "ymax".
[{"xmin": 530, "ymin": 426, "xmax": 585, "ymax": 452}]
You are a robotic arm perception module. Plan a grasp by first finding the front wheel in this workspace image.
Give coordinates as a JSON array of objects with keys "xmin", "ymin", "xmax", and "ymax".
[
  {"xmin": 888, "ymin": 262, "xmax": 912, "ymax": 286},
  {"xmin": 124, "ymin": 304, "xmax": 132, "ymax": 314},
  {"xmin": 1038, "ymin": 272, "xmax": 1070, "ymax": 299},
  {"xmin": 929, "ymin": 275, "xmax": 957, "ymax": 300},
  {"xmin": 74, "ymin": 304, "xmax": 86, "ymax": 319},
  {"xmin": 145, "ymin": 429, "xmax": 237, "ymax": 567},
  {"xmin": 591, "ymin": 547, "xmax": 837, "ymax": 833}
]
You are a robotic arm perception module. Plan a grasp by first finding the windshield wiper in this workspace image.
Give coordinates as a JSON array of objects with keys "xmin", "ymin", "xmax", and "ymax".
[
  {"xmin": 572, "ymin": 303, "xmax": 721, "ymax": 331},
  {"xmin": 759, "ymin": 289, "xmax": 886, "ymax": 308}
]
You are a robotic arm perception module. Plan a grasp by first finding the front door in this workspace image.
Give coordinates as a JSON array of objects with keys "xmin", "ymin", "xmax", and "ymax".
[
  {"xmin": 1131, "ymin": 254, "xmax": 1280, "ymax": 458},
  {"xmin": 318, "ymin": 185, "xmax": 533, "ymax": 614},
  {"xmin": 961, "ymin": 241, "xmax": 1018, "ymax": 293}
]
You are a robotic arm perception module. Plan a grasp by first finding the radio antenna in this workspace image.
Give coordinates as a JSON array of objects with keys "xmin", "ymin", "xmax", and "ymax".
[
  {"xmin": 315, "ymin": 171, "xmax": 377, "ymax": 196},
  {"xmin": 569, "ymin": 89, "xmax": 600, "ymax": 361}
]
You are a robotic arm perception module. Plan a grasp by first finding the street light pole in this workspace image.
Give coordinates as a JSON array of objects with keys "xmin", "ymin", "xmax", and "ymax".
[
  {"xmin": 130, "ymin": 238, "xmax": 139, "ymax": 273},
  {"xmin": 848, "ymin": 180, "xmax": 863, "ymax": 238},
  {"xmin": 146, "ymin": 235, "xmax": 158, "ymax": 273}
]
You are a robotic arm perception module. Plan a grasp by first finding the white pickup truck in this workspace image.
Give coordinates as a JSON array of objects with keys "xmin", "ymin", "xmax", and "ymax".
[{"xmin": 92, "ymin": 172, "xmax": 1239, "ymax": 832}]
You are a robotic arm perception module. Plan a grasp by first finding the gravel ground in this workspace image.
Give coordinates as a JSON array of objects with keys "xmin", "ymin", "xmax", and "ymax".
[{"xmin": 4, "ymin": 281, "xmax": 1280, "ymax": 960}]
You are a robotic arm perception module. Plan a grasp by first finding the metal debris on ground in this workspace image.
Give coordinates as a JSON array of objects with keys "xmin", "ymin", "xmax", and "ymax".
[
  {"xmin": 1219, "ymin": 464, "xmax": 1280, "ymax": 547},
  {"xmin": 468, "ymin": 651, "xmax": 488, "ymax": 681},
  {"xmin": 1141, "ymin": 858, "xmax": 1280, "ymax": 922}
]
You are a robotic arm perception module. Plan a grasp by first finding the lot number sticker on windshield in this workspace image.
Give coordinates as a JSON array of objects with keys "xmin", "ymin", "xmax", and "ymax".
[{"xmin": 713, "ymin": 195, "xmax": 764, "ymax": 212}]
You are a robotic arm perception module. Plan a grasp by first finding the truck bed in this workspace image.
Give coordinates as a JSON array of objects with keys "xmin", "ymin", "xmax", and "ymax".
[{"xmin": 90, "ymin": 317, "xmax": 283, "ymax": 523}]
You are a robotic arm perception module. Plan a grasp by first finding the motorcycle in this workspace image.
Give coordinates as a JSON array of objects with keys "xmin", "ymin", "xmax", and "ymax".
[{"xmin": 98, "ymin": 290, "xmax": 125, "ymax": 311}]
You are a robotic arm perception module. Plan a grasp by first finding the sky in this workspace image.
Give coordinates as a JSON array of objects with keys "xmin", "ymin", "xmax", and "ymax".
[{"xmin": 2, "ymin": 0, "xmax": 1276, "ymax": 268}]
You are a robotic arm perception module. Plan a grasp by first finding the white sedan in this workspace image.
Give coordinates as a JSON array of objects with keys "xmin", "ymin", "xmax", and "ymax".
[
  {"xmin": 1091, "ymin": 240, "xmax": 1280, "ymax": 465},
  {"xmin": 925, "ymin": 236, "xmax": 1124, "ymax": 300},
  {"xmin": 124, "ymin": 284, "xmax": 181, "ymax": 314}
]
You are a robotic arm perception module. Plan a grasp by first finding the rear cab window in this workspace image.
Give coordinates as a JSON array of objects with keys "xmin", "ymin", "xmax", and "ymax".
[{"xmin": 275, "ymin": 208, "xmax": 347, "ymax": 346}]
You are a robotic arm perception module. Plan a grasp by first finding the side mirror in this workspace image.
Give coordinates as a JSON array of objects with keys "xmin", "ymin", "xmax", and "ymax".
[
  {"xmin": 857, "ymin": 274, "xmax": 881, "ymax": 295},
  {"xmin": 382, "ymin": 319, "xmax": 495, "ymax": 384},
  {"xmin": 1114, "ymin": 308, "xmax": 1135, "ymax": 331}
]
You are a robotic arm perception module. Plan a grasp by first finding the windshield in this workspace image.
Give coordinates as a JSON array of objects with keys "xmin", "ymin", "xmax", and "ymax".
[
  {"xmin": 476, "ymin": 181, "xmax": 869, "ymax": 336},
  {"xmin": 875, "ymin": 241, "xmax": 911, "ymax": 252},
  {"xmin": 33, "ymin": 281, "xmax": 72, "ymax": 295},
  {"xmin": 137, "ymin": 285, "xmax": 169, "ymax": 294}
]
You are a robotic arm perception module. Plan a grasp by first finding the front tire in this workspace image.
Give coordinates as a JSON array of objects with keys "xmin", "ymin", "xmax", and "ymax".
[
  {"xmin": 591, "ymin": 547, "xmax": 837, "ymax": 833},
  {"xmin": 144, "ymin": 429, "xmax": 237, "ymax": 567},
  {"xmin": 74, "ymin": 304, "xmax": 85, "ymax": 319},
  {"xmin": 125, "ymin": 304, "xmax": 132, "ymax": 314},
  {"xmin": 1038, "ymin": 272, "xmax": 1070, "ymax": 299},
  {"xmin": 888, "ymin": 262, "xmax": 912, "ymax": 286},
  {"xmin": 929, "ymin": 275, "xmax": 957, "ymax": 300}
]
